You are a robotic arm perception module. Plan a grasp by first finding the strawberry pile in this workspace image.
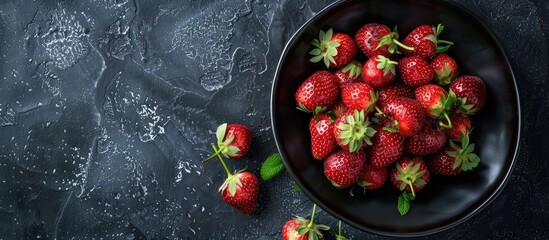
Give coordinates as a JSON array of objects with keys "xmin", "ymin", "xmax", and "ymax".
[{"xmin": 297, "ymin": 23, "xmax": 486, "ymax": 215}]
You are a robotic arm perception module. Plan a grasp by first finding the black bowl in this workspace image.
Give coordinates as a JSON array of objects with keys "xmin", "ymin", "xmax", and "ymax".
[{"xmin": 270, "ymin": 0, "xmax": 521, "ymax": 237}]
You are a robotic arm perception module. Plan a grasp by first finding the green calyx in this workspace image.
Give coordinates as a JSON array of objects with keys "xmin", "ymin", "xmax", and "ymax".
[
  {"xmin": 395, "ymin": 160, "xmax": 427, "ymax": 197},
  {"xmin": 431, "ymin": 90, "xmax": 456, "ymax": 128},
  {"xmin": 295, "ymin": 204, "xmax": 330, "ymax": 240},
  {"xmin": 376, "ymin": 55, "xmax": 398, "ymax": 76},
  {"xmin": 357, "ymin": 178, "xmax": 372, "ymax": 188},
  {"xmin": 310, "ymin": 28, "xmax": 341, "ymax": 68},
  {"xmin": 377, "ymin": 26, "xmax": 414, "ymax": 53},
  {"xmin": 434, "ymin": 63, "xmax": 456, "ymax": 85},
  {"xmin": 341, "ymin": 60, "xmax": 362, "ymax": 79},
  {"xmin": 455, "ymin": 97, "xmax": 476, "ymax": 115},
  {"xmin": 429, "ymin": 23, "xmax": 454, "ymax": 53},
  {"xmin": 336, "ymin": 110, "xmax": 377, "ymax": 152},
  {"xmin": 215, "ymin": 123, "xmax": 241, "ymax": 158},
  {"xmin": 446, "ymin": 133, "xmax": 480, "ymax": 171}
]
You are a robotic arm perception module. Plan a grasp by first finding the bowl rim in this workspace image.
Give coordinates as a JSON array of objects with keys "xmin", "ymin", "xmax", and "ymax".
[{"xmin": 270, "ymin": 0, "xmax": 522, "ymax": 237}]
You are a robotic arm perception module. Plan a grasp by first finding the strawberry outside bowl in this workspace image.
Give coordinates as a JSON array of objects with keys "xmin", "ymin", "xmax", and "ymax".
[{"xmin": 270, "ymin": 0, "xmax": 521, "ymax": 237}]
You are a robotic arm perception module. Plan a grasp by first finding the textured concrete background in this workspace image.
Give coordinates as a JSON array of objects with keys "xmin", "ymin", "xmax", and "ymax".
[{"xmin": 0, "ymin": 0, "xmax": 547, "ymax": 239}]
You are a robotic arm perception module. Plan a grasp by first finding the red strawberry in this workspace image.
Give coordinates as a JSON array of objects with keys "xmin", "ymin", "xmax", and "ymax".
[
  {"xmin": 324, "ymin": 149, "xmax": 366, "ymax": 187},
  {"xmin": 295, "ymin": 71, "xmax": 339, "ymax": 112},
  {"xmin": 219, "ymin": 170, "xmax": 259, "ymax": 214},
  {"xmin": 391, "ymin": 157, "xmax": 430, "ymax": 194},
  {"xmin": 282, "ymin": 204, "xmax": 330, "ymax": 240},
  {"xmin": 431, "ymin": 53, "xmax": 458, "ymax": 85},
  {"xmin": 399, "ymin": 56, "xmax": 435, "ymax": 87},
  {"xmin": 414, "ymin": 84, "xmax": 456, "ymax": 128},
  {"xmin": 333, "ymin": 110, "xmax": 376, "ymax": 152},
  {"xmin": 354, "ymin": 23, "xmax": 412, "ymax": 58},
  {"xmin": 391, "ymin": 157, "xmax": 430, "ymax": 215},
  {"xmin": 450, "ymin": 75, "xmax": 487, "ymax": 115},
  {"xmin": 378, "ymin": 83, "xmax": 415, "ymax": 105},
  {"xmin": 310, "ymin": 29, "xmax": 357, "ymax": 68},
  {"xmin": 341, "ymin": 83, "xmax": 377, "ymax": 113},
  {"xmin": 402, "ymin": 24, "xmax": 454, "ymax": 59},
  {"xmin": 327, "ymin": 101, "xmax": 348, "ymax": 118},
  {"xmin": 362, "ymin": 55, "xmax": 398, "ymax": 88},
  {"xmin": 358, "ymin": 164, "xmax": 388, "ymax": 190},
  {"xmin": 214, "ymin": 123, "xmax": 252, "ymax": 159},
  {"xmin": 405, "ymin": 121, "xmax": 447, "ymax": 156},
  {"xmin": 428, "ymin": 134, "xmax": 480, "ymax": 175},
  {"xmin": 309, "ymin": 113, "xmax": 337, "ymax": 160},
  {"xmin": 335, "ymin": 60, "xmax": 362, "ymax": 87},
  {"xmin": 446, "ymin": 112, "xmax": 472, "ymax": 140},
  {"xmin": 368, "ymin": 128, "xmax": 404, "ymax": 168},
  {"xmin": 380, "ymin": 96, "xmax": 426, "ymax": 137}
]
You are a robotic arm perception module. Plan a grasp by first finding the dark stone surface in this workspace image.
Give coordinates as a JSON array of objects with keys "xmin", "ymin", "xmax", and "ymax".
[{"xmin": 0, "ymin": 0, "xmax": 546, "ymax": 239}]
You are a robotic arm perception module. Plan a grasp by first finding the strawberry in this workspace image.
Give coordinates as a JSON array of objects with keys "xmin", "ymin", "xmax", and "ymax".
[
  {"xmin": 399, "ymin": 56, "xmax": 435, "ymax": 87},
  {"xmin": 446, "ymin": 112, "xmax": 472, "ymax": 140},
  {"xmin": 378, "ymin": 83, "xmax": 415, "ymax": 106},
  {"xmin": 282, "ymin": 204, "xmax": 330, "ymax": 240},
  {"xmin": 335, "ymin": 60, "xmax": 362, "ymax": 87},
  {"xmin": 368, "ymin": 128, "xmax": 404, "ymax": 168},
  {"xmin": 219, "ymin": 170, "xmax": 259, "ymax": 214},
  {"xmin": 428, "ymin": 133, "xmax": 480, "ymax": 175},
  {"xmin": 402, "ymin": 24, "xmax": 454, "ymax": 59},
  {"xmin": 414, "ymin": 84, "xmax": 456, "ymax": 128},
  {"xmin": 450, "ymin": 75, "xmax": 487, "ymax": 115},
  {"xmin": 333, "ymin": 110, "xmax": 376, "ymax": 152},
  {"xmin": 362, "ymin": 55, "xmax": 398, "ymax": 88},
  {"xmin": 309, "ymin": 113, "xmax": 337, "ymax": 160},
  {"xmin": 357, "ymin": 164, "xmax": 388, "ymax": 190},
  {"xmin": 327, "ymin": 101, "xmax": 348, "ymax": 118},
  {"xmin": 431, "ymin": 53, "xmax": 458, "ymax": 85},
  {"xmin": 391, "ymin": 157, "xmax": 430, "ymax": 215},
  {"xmin": 354, "ymin": 23, "xmax": 413, "ymax": 58},
  {"xmin": 405, "ymin": 121, "xmax": 447, "ymax": 156},
  {"xmin": 202, "ymin": 123, "xmax": 252, "ymax": 162},
  {"xmin": 295, "ymin": 70, "xmax": 339, "ymax": 112},
  {"xmin": 380, "ymin": 96, "xmax": 426, "ymax": 137},
  {"xmin": 310, "ymin": 29, "xmax": 357, "ymax": 68},
  {"xmin": 341, "ymin": 83, "xmax": 377, "ymax": 114},
  {"xmin": 324, "ymin": 149, "xmax": 366, "ymax": 188}
]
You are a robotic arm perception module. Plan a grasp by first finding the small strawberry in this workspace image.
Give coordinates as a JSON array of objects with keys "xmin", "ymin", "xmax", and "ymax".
[
  {"xmin": 354, "ymin": 23, "xmax": 413, "ymax": 58},
  {"xmin": 282, "ymin": 204, "xmax": 330, "ymax": 240},
  {"xmin": 333, "ymin": 110, "xmax": 376, "ymax": 152},
  {"xmin": 357, "ymin": 163, "xmax": 388, "ymax": 190},
  {"xmin": 327, "ymin": 101, "xmax": 348, "ymax": 118},
  {"xmin": 310, "ymin": 29, "xmax": 357, "ymax": 68},
  {"xmin": 295, "ymin": 70, "xmax": 339, "ymax": 112},
  {"xmin": 324, "ymin": 149, "xmax": 366, "ymax": 187},
  {"xmin": 450, "ymin": 75, "xmax": 487, "ymax": 115},
  {"xmin": 362, "ymin": 55, "xmax": 398, "ymax": 88},
  {"xmin": 391, "ymin": 157, "xmax": 430, "ymax": 215},
  {"xmin": 414, "ymin": 84, "xmax": 456, "ymax": 128},
  {"xmin": 377, "ymin": 83, "xmax": 415, "ymax": 105},
  {"xmin": 428, "ymin": 133, "xmax": 480, "ymax": 175},
  {"xmin": 431, "ymin": 53, "xmax": 458, "ymax": 85},
  {"xmin": 446, "ymin": 112, "xmax": 472, "ymax": 140},
  {"xmin": 405, "ymin": 121, "xmax": 447, "ymax": 156},
  {"xmin": 399, "ymin": 56, "xmax": 435, "ymax": 87},
  {"xmin": 402, "ymin": 24, "xmax": 454, "ymax": 59},
  {"xmin": 380, "ymin": 96, "xmax": 426, "ymax": 137},
  {"xmin": 203, "ymin": 123, "xmax": 252, "ymax": 162},
  {"xmin": 368, "ymin": 128, "xmax": 404, "ymax": 168},
  {"xmin": 335, "ymin": 60, "xmax": 362, "ymax": 87},
  {"xmin": 309, "ymin": 113, "xmax": 337, "ymax": 160},
  {"xmin": 341, "ymin": 83, "xmax": 377, "ymax": 114}
]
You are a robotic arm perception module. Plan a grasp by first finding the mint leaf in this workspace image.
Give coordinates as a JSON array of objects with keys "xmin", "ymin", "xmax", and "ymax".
[
  {"xmin": 398, "ymin": 194, "xmax": 411, "ymax": 216},
  {"xmin": 292, "ymin": 182, "xmax": 301, "ymax": 192},
  {"xmin": 260, "ymin": 153, "xmax": 284, "ymax": 181}
]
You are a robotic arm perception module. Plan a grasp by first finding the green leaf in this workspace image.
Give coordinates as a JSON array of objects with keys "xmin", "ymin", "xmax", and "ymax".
[
  {"xmin": 311, "ymin": 39, "xmax": 320, "ymax": 47},
  {"xmin": 436, "ymin": 24, "xmax": 444, "ymax": 36},
  {"xmin": 317, "ymin": 224, "xmax": 330, "ymax": 230},
  {"xmin": 309, "ymin": 55, "xmax": 323, "ymax": 63},
  {"xmin": 319, "ymin": 30, "xmax": 326, "ymax": 42},
  {"xmin": 297, "ymin": 226, "xmax": 309, "ymax": 235},
  {"xmin": 260, "ymin": 153, "xmax": 284, "ymax": 181},
  {"xmin": 323, "ymin": 56, "xmax": 330, "ymax": 68},
  {"xmin": 309, "ymin": 48, "xmax": 321, "ymax": 55},
  {"xmin": 398, "ymin": 194, "xmax": 411, "ymax": 216},
  {"xmin": 292, "ymin": 182, "xmax": 301, "ymax": 192},
  {"xmin": 229, "ymin": 180, "xmax": 237, "ymax": 196},
  {"xmin": 436, "ymin": 45, "xmax": 452, "ymax": 53},
  {"xmin": 226, "ymin": 145, "xmax": 240, "ymax": 157},
  {"xmin": 216, "ymin": 123, "xmax": 228, "ymax": 143},
  {"xmin": 325, "ymin": 28, "xmax": 333, "ymax": 41},
  {"xmin": 424, "ymin": 34, "xmax": 437, "ymax": 43}
]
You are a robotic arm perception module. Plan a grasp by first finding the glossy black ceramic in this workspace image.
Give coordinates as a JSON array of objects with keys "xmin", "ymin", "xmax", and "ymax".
[{"xmin": 271, "ymin": 0, "xmax": 521, "ymax": 237}]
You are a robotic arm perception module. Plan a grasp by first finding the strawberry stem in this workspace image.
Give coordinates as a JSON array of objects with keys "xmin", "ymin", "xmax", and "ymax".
[
  {"xmin": 439, "ymin": 111, "xmax": 452, "ymax": 129},
  {"xmin": 211, "ymin": 144, "xmax": 233, "ymax": 177},
  {"xmin": 307, "ymin": 203, "xmax": 318, "ymax": 229},
  {"xmin": 393, "ymin": 39, "xmax": 414, "ymax": 51},
  {"xmin": 407, "ymin": 181, "xmax": 416, "ymax": 197},
  {"xmin": 201, "ymin": 145, "xmax": 225, "ymax": 163},
  {"xmin": 338, "ymin": 220, "xmax": 342, "ymax": 236}
]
